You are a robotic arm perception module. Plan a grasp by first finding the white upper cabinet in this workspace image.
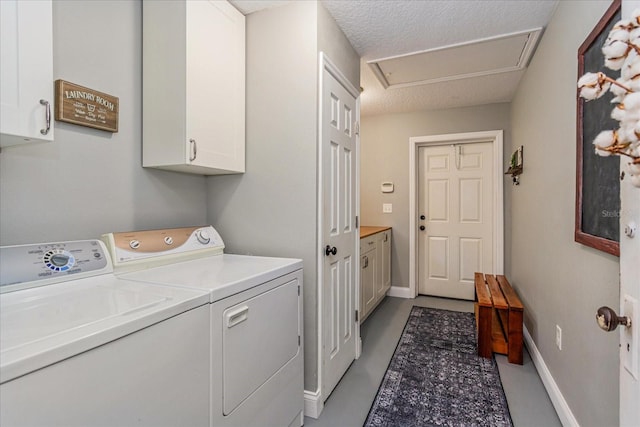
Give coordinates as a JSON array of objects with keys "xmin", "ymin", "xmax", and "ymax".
[
  {"xmin": 0, "ymin": 0, "xmax": 54, "ymax": 147},
  {"xmin": 142, "ymin": 0, "xmax": 245, "ymax": 175}
]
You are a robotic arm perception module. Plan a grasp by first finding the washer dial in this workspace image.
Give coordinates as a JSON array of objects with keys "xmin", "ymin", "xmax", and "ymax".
[
  {"xmin": 43, "ymin": 249, "xmax": 75, "ymax": 272},
  {"xmin": 196, "ymin": 229, "xmax": 210, "ymax": 244}
]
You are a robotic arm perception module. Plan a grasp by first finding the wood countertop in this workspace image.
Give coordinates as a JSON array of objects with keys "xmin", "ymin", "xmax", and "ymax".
[{"xmin": 360, "ymin": 226, "xmax": 392, "ymax": 239}]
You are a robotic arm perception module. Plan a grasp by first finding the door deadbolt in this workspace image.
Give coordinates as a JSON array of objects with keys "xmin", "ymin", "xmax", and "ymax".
[
  {"xmin": 596, "ymin": 306, "xmax": 632, "ymax": 332},
  {"xmin": 419, "ymin": 225, "xmax": 426, "ymax": 231},
  {"xmin": 420, "ymin": 215, "xmax": 426, "ymax": 220}
]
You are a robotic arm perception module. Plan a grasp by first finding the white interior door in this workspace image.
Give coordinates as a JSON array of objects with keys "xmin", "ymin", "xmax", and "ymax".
[
  {"xmin": 417, "ymin": 142, "xmax": 494, "ymax": 300},
  {"xmin": 619, "ymin": 142, "xmax": 640, "ymax": 425},
  {"xmin": 619, "ymin": 3, "xmax": 639, "ymax": 423},
  {"xmin": 320, "ymin": 58, "xmax": 358, "ymax": 400}
]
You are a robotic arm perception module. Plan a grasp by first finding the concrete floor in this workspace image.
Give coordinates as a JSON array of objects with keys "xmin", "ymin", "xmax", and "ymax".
[{"xmin": 304, "ymin": 296, "xmax": 562, "ymax": 427}]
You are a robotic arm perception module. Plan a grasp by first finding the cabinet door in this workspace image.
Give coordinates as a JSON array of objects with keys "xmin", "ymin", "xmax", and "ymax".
[
  {"xmin": 361, "ymin": 247, "xmax": 377, "ymax": 321},
  {"xmin": 186, "ymin": 0, "xmax": 245, "ymax": 173},
  {"xmin": 381, "ymin": 231, "xmax": 391, "ymax": 293},
  {"xmin": 1, "ymin": 0, "xmax": 53, "ymax": 146}
]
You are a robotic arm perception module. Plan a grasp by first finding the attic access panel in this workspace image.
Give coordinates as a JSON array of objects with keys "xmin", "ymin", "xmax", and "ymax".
[{"xmin": 368, "ymin": 28, "xmax": 542, "ymax": 88}]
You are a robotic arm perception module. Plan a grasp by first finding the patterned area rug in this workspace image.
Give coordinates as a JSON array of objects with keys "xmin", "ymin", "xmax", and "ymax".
[{"xmin": 364, "ymin": 306, "xmax": 513, "ymax": 427}]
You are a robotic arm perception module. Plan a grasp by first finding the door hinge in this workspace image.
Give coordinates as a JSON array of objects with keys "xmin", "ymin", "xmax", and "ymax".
[
  {"xmin": 298, "ymin": 335, "xmax": 301, "ymax": 346},
  {"xmin": 355, "ymin": 310, "xmax": 359, "ymax": 322},
  {"xmin": 355, "ymin": 121, "xmax": 360, "ymax": 136},
  {"xmin": 298, "ymin": 285, "xmax": 300, "ymax": 296},
  {"xmin": 355, "ymin": 216, "xmax": 359, "ymax": 228}
]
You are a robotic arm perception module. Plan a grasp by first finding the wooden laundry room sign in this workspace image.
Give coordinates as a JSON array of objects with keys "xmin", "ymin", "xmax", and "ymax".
[{"xmin": 55, "ymin": 80, "xmax": 119, "ymax": 132}]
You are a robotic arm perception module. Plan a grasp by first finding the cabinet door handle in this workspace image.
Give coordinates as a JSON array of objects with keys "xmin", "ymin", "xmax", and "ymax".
[
  {"xmin": 39, "ymin": 99, "xmax": 51, "ymax": 135},
  {"xmin": 362, "ymin": 255, "xmax": 368, "ymax": 268},
  {"xmin": 189, "ymin": 138, "xmax": 197, "ymax": 161}
]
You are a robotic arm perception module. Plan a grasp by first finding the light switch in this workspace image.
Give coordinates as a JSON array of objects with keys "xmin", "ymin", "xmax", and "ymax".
[{"xmin": 383, "ymin": 203, "xmax": 392, "ymax": 213}]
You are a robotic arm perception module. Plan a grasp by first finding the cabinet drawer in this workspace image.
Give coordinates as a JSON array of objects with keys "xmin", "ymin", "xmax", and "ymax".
[{"xmin": 360, "ymin": 235, "xmax": 376, "ymax": 252}]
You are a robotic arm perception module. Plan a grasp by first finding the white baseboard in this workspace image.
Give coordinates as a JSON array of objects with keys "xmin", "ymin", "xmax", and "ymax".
[
  {"xmin": 523, "ymin": 326, "xmax": 579, "ymax": 427},
  {"xmin": 303, "ymin": 389, "xmax": 324, "ymax": 419},
  {"xmin": 387, "ymin": 286, "xmax": 413, "ymax": 299}
]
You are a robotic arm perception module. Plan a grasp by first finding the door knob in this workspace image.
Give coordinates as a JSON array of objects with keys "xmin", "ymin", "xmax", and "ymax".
[
  {"xmin": 325, "ymin": 245, "xmax": 337, "ymax": 256},
  {"xmin": 420, "ymin": 215, "xmax": 426, "ymax": 220},
  {"xmin": 596, "ymin": 306, "xmax": 632, "ymax": 332},
  {"xmin": 419, "ymin": 225, "xmax": 426, "ymax": 231}
]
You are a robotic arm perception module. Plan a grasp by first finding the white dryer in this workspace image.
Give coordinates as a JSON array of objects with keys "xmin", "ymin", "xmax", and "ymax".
[
  {"xmin": 0, "ymin": 239, "xmax": 211, "ymax": 427},
  {"xmin": 102, "ymin": 226, "xmax": 304, "ymax": 427}
]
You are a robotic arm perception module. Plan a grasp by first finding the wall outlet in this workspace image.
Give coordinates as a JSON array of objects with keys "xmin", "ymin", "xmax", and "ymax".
[
  {"xmin": 556, "ymin": 325, "xmax": 562, "ymax": 350},
  {"xmin": 383, "ymin": 203, "xmax": 392, "ymax": 213}
]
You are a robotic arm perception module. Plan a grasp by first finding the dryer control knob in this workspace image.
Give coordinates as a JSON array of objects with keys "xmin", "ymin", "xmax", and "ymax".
[
  {"xmin": 129, "ymin": 240, "xmax": 140, "ymax": 250},
  {"xmin": 164, "ymin": 236, "xmax": 174, "ymax": 245},
  {"xmin": 196, "ymin": 230, "xmax": 210, "ymax": 244}
]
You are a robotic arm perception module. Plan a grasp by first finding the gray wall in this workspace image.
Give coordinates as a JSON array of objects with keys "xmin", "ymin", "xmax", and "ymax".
[
  {"xmin": 360, "ymin": 103, "xmax": 512, "ymax": 289},
  {"xmin": 510, "ymin": 2, "xmax": 620, "ymax": 425},
  {"xmin": 0, "ymin": 0, "xmax": 206, "ymax": 245},
  {"xmin": 206, "ymin": 1, "xmax": 359, "ymax": 393}
]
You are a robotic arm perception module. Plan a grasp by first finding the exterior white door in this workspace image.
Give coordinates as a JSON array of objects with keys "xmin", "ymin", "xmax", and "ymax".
[
  {"xmin": 320, "ymin": 58, "xmax": 358, "ymax": 400},
  {"xmin": 417, "ymin": 142, "xmax": 494, "ymax": 300}
]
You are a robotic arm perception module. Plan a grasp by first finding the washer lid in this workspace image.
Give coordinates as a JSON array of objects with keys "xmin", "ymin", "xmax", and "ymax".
[
  {"xmin": 0, "ymin": 274, "xmax": 209, "ymax": 383},
  {"xmin": 120, "ymin": 254, "xmax": 303, "ymax": 303}
]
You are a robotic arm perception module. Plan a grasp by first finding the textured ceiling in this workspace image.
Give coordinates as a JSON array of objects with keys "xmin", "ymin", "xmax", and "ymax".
[{"xmin": 230, "ymin": 0, "xmax": 559, "ymax": 116}]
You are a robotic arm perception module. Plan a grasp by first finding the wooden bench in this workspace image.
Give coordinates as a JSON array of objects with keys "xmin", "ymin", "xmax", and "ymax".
[{"xmin": 474, "ymin": 272, "xmax": 524, "ymax": 365}]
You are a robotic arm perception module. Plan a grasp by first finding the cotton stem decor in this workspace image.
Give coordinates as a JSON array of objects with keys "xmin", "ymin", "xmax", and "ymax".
[{"xmin": 578, "ymin": 9, "xmax": 640, "ymax": 188}]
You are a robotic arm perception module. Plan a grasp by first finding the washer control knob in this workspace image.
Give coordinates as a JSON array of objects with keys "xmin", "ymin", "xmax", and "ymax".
[
  {"xmin": 196, "ymin": 229, "xmax": 210, "ymax": 244},
  {"xmin": 129, "ymin": 240, "xmax": 140, "ymax": 250},
  {"xmin": 164, "ymin": 236, "xmax": 174, "ymax": 245}
]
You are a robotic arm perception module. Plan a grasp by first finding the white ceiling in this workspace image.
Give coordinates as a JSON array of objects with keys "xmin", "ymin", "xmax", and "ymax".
[{"xmin": 230, "ymin": 0, "xmax": 559, "ymax": 116}]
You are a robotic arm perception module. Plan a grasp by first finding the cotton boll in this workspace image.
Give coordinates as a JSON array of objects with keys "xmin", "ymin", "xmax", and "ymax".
[
  {"xmin": 611, "ymin": 78, "xmax": 630, "ymax": 96},
  {"xmin": 578, "ymin": 72, "xmax": 599, "ymax": 87},
  {"xmin": 623, "ymin": 92, "xmax": 640, "ymax": 112},
  {"xmin": 595, "ymin": 146, "xmax": 613, "ymax": 156},
  {"xmin": 618, "ymin": 122, "xmax": 639, "ymax": 143},
  {"xmin": 578, "ymin": 72, "xmax": 611, "ymax": 99},
  {"xmin": 607, "ymin": 28, "xmax": 630, "ymax": 43},
  {"xmin": 622, "ymin": 50, "xmax": 640, "ymax": 79},
  {"xmin": 612, "ymin": 94, "xmax": 625, "ymax": 103},
  {"xmin": 628, "ymin": 78, "xmax": 640, "ymax": 91},
  {"xmin": 593, "ymin": 130, "xmax": 617, "ymax": 149},
  {"xmin": 610, "ymin": 78, "xmax": 630, "ymax": 103},
  {"xmin": 632, "ymin": 9, "xmax": 640, "ymax": 26},
  {"xmin": 603, "ymin": 40, "xmax": 629, "ymax": 59},
  {"xmin": 606, "ymin": 56, "xmax": 626, "ymax": 70},
  {"xmin": 625, "ymin": 125, "xmax": 640, "ymax": 143},
  {"xmin": 612, "ymin": 105, "xmax": 628, "ymax": 121},
  {"xmin": 614, "ymin": 19, "xmax": 633, "ymax": 30}
]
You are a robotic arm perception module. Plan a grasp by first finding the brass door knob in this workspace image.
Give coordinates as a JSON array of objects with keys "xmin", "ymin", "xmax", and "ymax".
[{"xmin": 596, "ymin": 306, "xmax": 631, "ymax": 332}]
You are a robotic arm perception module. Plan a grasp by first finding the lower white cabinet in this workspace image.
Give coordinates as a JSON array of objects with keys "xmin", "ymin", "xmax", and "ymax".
[{"xmin": 360, "ymin": 228, "xmax": 391, "ymax": 322}]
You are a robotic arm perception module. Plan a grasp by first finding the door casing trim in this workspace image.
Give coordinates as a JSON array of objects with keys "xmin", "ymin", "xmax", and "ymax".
[{"xmin": 408, "ymin": 130, "xmax": 504, "ymax": 297}]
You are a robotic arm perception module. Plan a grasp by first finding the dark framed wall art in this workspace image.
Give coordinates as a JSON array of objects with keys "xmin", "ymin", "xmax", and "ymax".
[{"xmin": 576, "ymin": 0, "xmax": 621, "ymax": 257}]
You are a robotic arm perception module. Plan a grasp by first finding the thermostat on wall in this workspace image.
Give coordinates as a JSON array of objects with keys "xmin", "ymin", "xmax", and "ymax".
[{"xmin": 381, "ymin": 182, "xmax": 394, "ymax": 193}]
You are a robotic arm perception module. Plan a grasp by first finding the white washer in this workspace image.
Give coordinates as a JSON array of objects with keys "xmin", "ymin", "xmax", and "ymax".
[
  {"xmin": 102, "ymin": 226, "xmax": 304, "ymax": 427},
  {"xmin": 0, "ymin": 239, "xmax": 211, "ymax": 427}
]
